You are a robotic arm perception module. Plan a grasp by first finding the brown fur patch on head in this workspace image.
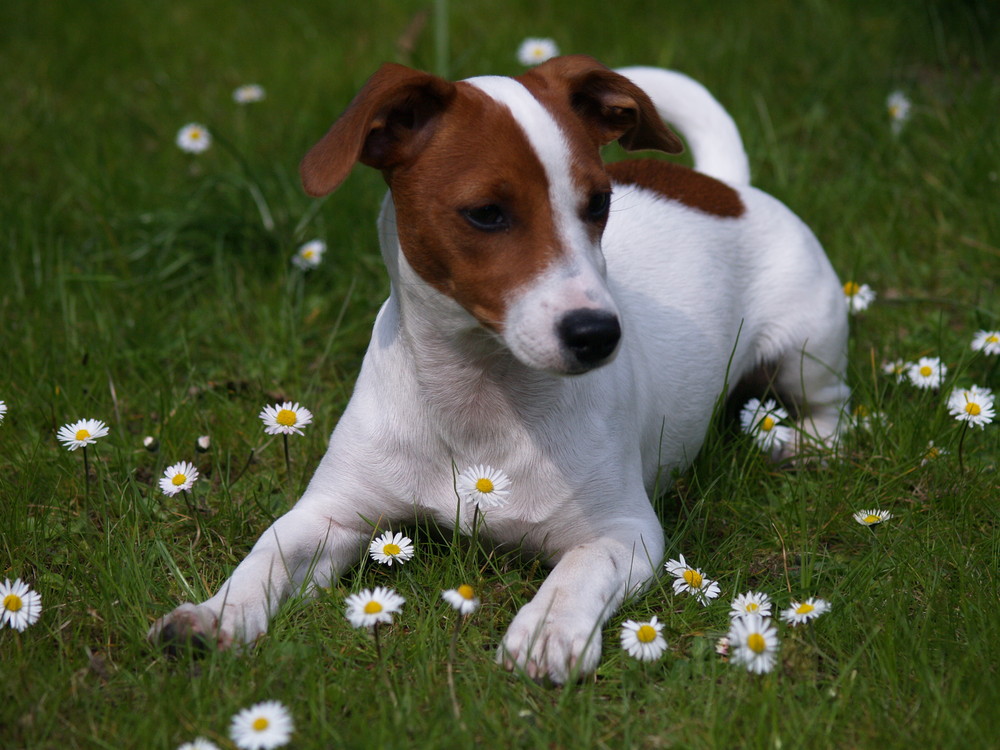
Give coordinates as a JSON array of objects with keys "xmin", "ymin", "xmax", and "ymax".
[{"xmin": 607, "ymin": 159, "xmax": 746, "ymax": 218}]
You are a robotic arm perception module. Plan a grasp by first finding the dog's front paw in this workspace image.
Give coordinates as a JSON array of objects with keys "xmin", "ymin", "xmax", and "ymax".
[
  {"xmin": 148, "ymin": 603, "xmax": 236, "ymax": 654},
  {"xmin": 497, "ymin": 601, "xmax": 603, "ymax": 684}
]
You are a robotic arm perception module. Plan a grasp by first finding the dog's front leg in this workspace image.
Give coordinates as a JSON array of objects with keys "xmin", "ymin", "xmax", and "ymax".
[
  {"xmin": 499, "ymin": 518, "xmax": 663, "ymax": 683},
  {"xmin": 148, "ymin": 502, "xmax": 365, "ymax": 651}
]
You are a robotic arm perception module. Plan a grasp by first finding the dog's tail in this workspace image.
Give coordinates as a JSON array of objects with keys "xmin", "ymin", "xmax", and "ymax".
[{"xmin": 616, "ymin": 66, "xmax": 751, "ymax": 186}]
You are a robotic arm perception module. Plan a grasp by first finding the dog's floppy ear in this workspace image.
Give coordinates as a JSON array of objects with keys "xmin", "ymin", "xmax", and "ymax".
[
  {"xmin": 300, "ymin": 63, "xmax": 456, "ymax": 197},
  {"xmin": 521, "ymin": 55, "xmax": 684, "ymax": 154}
]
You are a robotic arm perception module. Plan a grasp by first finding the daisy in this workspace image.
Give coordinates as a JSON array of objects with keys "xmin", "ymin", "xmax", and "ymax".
[
  {"xmin": 730, "ymin": 591, "xmax": 772, "ymax": 619},
  {"xmin": 842, "ymin": 281, "xmax": 876, "ymax": 313},
  {"xmin": 345, "ymin": 586, "xmax": 405, "ymax": 629},
  {"xmin": 1, "ymin": 578, "xmax": 42, "ymax": 632},
  {"xmin": 369, "ymin": 531, "xmax": 415, "ymax": 566},
  {"xmin": 882, "ymin": 359, "xmax": 909, "ymax": 383},
  {"xmin": 291, "ymin": 239, "xmax": 325, "ymax": 270},
  {"xmin": 907, "ymin": 356, "xmax": 946, "ymax": 390},
  {"xmin": 233, "ymin": 84, "xmax": 266, "ymax": 104},
  {"xmin": 853, "ymin": 508, "xmax": 893, "ymax": 526},
  {"xmin": 620, "ymin": 616, "xmax": 668, "ymax": 662},
  {"xmin": 176, "ymin": 123, "xmax": 212, "ymax": 154},
  {"xmin": 442, "ymin": 584, "xmax": 480, "ymax": 615},
  {"xmin": 781, "ymin": 597, "xmax": 831, "ymax": 626},
  {"xmin": 715, "ymin": 636, "xmax": 730, "ymax": 657},
  {"xmin": 517, "ymin": 37, "xmax": 559, "ymax": 66},
  {"xmin": 739, "ymin": 398, "xmax": 794, "ymax": 453},
  {"xmin": 159, "ymin": 461, "xmax": 200, "ymax": 496},
  {"xmin": 196, "ymin": 435, "xmax": 211, "ymax": 452},
  {"xmin": 971, "ymin": 330, "xmax": 1000, "ymax": 356},
  {"xmin": 728, "ymin": 614, "xmax": 779, "ymax": 674},
  {"xmin": 947, "ymin": 385, "xmax": 995, "ymax": 428},
  {"xmin": 56, "ymin": 418, "xmax": 110, "ymax": 451},
  {"xmin": 177, "ymin": 739, "xmax": 221, "ymax": 750},
  {"xmin": 921, "ymin": 440, "xmax": 948, "ymax": 465},
  {"xmin": 0, "ymin": 399, "xmax": 6, "ymax": 424},
  {"xmin": 851, "ymin": 404, "xmax": 887, "ymax": 432},
  {"xmin": 665, "ymin": 554, "xmax": 721, "ymax": 606},
  {"xmin": 143, "ymin": 435, "xmax": 159, "ymax": 452},
  {"xmin": 456, "ymin": 464, "xmax": 511, "ymax": 509},
  {"xmin": 259, "ymin": 402, "xmax": 313, "ymax": 436},
  {"xmin": 887, "ymin": 90, "xmax": 912, "ymax": 135},
  {"xmin": 229, "ymin": 700, "xmax": 293, "ymax": 750}
]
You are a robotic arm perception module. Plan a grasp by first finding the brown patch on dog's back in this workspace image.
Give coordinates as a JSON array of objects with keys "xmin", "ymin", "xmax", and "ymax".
[{"xmin": 607, "ymin": 159, "xmax": 745, "ymax": 218}]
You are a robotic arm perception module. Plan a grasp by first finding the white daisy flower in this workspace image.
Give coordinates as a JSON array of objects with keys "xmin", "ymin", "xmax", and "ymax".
[
  {"xmin": 620, "ymin": 616, "xmax": 668, "ymax": 662},
  {"xmin": 229, "ymin": 700, "xmax": 293, "ymax": 750},
  {"xmin": 56, "ymin": 418, "xmax": 110, "ymax": 451},
  {"xmin": 664, "ymin": 554, "xmax": 721, "ymax": 606},
  {"xmin": 176, "ymin": 123, "xmax": 212, "ymax": 154},
  {"xmin": 730, "ymin": 591, "xmax": 772, "ymax": 619},
  {"xmin": 259, "ymin": 402, "xmax": 313, "ymax": 436},
  {"xmin": 291, "ymin": 240, "xmax": 325, "ymax": 270},
  {"xmin": 457, "ymin": 464, "xmax": 511, "ymax": 509},
  {"xmin": 887, "ymin": 90, "xmax": 912, "ymax": 135},
  {"xmin": 728, "ymin": 614, "xmax": 779, "ymax": 674},
  {"xmin": 947, "ymin": 385, "xmax": 995, "ymax": 428},
  {"xmin": 233, "ymin": 84, "xmax": 266, "ymax": 104},
  {"xmin": 853, "ymin": 508, "xmax": 893, "ymax": 526},
  {"xmin": 143, "ymin": 435, "xmax": 159, "ymax": 452},
  {"xmin": 159, "ymin": 461, "xmax": 200, "ymax": 496},
  {"xmin": 842, "ymin": 281, "xmax": 876, "ymax": 313},
  {"xmin": 921, "ymin": 440, "xmax": 948, "ymax": 465},
  {"xmin": 881, "ymin": 359, "xmax": 909, "ymax": 383},
  {"xmin": 907, "ymin": 356, "xmax": 946, "ymax": 390},
  {"xmin": 368, "ymin": 531, "xmax": 415, "ymax": 566},
  {"xmin": 780, "ymin": 597, "xmax": 831, "ymax": 626},
  {"xmin": 0, "ymin": 399, "xmax": 6, "ymax": 424},
  {"xmin": 442, "ymin": 584, "xmax": 480, "ymax": 615},
  {"xmin": 345, "ymin": 586, "xmax": 405, "ymax": 629},
  {"xmin": 739, "ymin": 398, "xmax": 794, "ymax": 453},
  {"xmin": 177, "ymin": 738, "xmax": 222, "ymax": 750},
  {"xmin": 196, "ymin": 435, "xmax": 211, "ymax": 452},
  {"xmin": 851, "ymin": 404, "xmax": 887, "ymax": 432},
  {"xmin": 1, "ymin": 578, "xmax": 42, "ymax": 632},
  {"xmin": 715, "ymin": 636, "xmax": 730, "ymax": 657},
  {"xmin": 971, "ymin": 330, "xmax": 1000, "ymax": 356},
  {"xmin": 517, "ymin": 37, "xmax": 559, "ymax": 66}
]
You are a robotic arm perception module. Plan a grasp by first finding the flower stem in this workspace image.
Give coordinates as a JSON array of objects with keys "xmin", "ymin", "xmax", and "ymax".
[
  {"xmin": 283, "ymin": 433, "xmax": 292, "ymax": 480},
  {"xmin": 957, "ymin": 421, "xmax": 969, "ymax": 472},
  {"xmin": 446, "ymin": 616, "xmax": 465, "ymax": 723},
  {"xmin": 82, "ymin": 446, "xmax": 90, "ymax": 500}
]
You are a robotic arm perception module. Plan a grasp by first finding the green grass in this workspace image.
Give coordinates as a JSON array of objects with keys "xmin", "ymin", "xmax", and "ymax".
[{"xmin": 2, "ymin": 0, "xmax": 998, "ymax": 747}]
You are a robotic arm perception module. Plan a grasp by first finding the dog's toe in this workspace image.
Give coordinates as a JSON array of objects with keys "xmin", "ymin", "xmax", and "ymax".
[
  {"xmin": 498, "ymin": 604, "xmax": 602, "ymax": 684},
  {"xmin": 148, "ymin": 603, "xmax": 233, "ymax": 655}
]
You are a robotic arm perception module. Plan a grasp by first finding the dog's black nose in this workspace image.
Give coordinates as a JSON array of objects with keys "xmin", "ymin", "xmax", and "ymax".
[{"xmin": 558, "ymin": 309, "xmax": 621, "ymax": 367}]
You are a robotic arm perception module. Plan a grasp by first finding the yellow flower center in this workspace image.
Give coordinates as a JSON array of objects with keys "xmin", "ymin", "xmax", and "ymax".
[
  {"xmin": 364, "ymin": 601, "xmax": 383, "ymax": 614},
  {"xmin": 853, "ymin": 405, "xmax": 869, "ymax": 417},
  {"xmin": 251, "ymin": 717, "xmax": 270, "ymax": 732},
  {"xmin": 746, "ymin": 602, "xmax": 759, "ymax": 612},
  {"xmin": 276, "ymin": 409, "xmax": 298, "ymax": 426},
  {"xmin": 843, "ymin": 281, "xmax": 860, "ymax": 297},
  {"xmin": 925, "ymin": 446, "xmax": 940, "ymax": 460},
  {"xmin": 75, "ymin": 429, "xmax": 91, "ymax": 441},
  {"xmin": 965, "ymin": 402, "xmax": 982, "ymax": 417},
  {"xmin": 383, "ymin": 543, "xmax": 401, "ymax": 556},
  {"xmin": 919, "ymin": 365, "xmax": 932, "ymax": 377},
  {"xmin": 3, "ymin": 594, "xmax": 22, "ymax": 612},
  {"xmin": 475, "ymin": 477, "xmax": 494, "ymax": 494},
  {"xmin": 760, "ymin": 416, "xmax": 775, "ymax": 432},
  {"xmin": 795, "ymin": 602, "xmax": 815, "ymax": 615},
  {"xmin": 683, "ymin": 569, "xmax": 703, "ymax": 589},
  {"xmin": 636, "ymin": 624, "xmax": 657, "ymax": 643},
  {"xmin": 864, "ymin": 514, "xmax": 881, "ymax": 524},
  {"xmin": 190, "ymin": 130, "xmax": 203, "ymax": 140},
  {"xmin": 171, "ymin": 473, "xmax": 187, "ymax": 486},
  {"xmin": 302, "ymin": 249, "xmax": 315, "ymax": 259},
  {"xmin": 987, "ymin": 335, "xmax": 999, "ymax": 344},
  {"xmin": 457, "ymin": 584, "xmax": 475, "ymax": 600},
  {"xmin": 747, "ymin": 633, "xmax": 766, "ymax": 654}
]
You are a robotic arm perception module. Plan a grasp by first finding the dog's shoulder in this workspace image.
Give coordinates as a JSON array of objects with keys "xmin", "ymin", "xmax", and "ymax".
[{"xmin": 607, "ymin": 158, "xmax": 745, "ymax": 218}]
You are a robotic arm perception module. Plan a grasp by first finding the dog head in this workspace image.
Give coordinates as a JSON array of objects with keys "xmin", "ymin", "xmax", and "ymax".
[{"xmin": 300, "ymin": 55, "xmax": 682, "ymax": 374}]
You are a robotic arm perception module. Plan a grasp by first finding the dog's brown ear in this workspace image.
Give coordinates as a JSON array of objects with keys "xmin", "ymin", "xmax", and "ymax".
[
  {"xmin": 300, "ymin": 63, "xmax": 456, "ymax": 197},
  {"xmin": 520, "ymin": 55, "xmax": 684, "ymax": 154}
]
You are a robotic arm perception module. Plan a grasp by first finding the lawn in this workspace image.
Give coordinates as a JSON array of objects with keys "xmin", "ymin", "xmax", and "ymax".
[{"xmin": 1, "ymin": 0, "xmax": 998, "ymax": 747}]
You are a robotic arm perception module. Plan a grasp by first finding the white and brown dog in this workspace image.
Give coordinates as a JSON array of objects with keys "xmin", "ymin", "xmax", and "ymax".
[{"xmin": 150, "ymin": 56, "xmax": 849, "ymax": 682}]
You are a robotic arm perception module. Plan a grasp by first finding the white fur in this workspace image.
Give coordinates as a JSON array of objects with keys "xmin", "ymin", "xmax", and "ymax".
[{"xmin": 149, "ymin": 66, "xmax": 849, "ymax": 684}]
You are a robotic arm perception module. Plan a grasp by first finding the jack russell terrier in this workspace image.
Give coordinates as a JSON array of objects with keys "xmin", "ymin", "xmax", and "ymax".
[{"xmin": 150, "ymin": 55, "xmax": 849, "ymax": 683}]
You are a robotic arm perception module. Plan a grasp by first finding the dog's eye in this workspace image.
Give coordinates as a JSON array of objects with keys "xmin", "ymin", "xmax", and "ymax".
[
  {"xmin": 586, "ymin": 191, "xmax": 611, "ymax": 221},
  {"xmin": 462, "ymin": 204, "xmax": 509, "ymax": 232}
]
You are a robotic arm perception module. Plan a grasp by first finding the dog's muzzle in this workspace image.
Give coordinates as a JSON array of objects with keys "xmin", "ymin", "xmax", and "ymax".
[{"xmin": 557, "ymin": 308, "xmax": 621, "ymax": 371}]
